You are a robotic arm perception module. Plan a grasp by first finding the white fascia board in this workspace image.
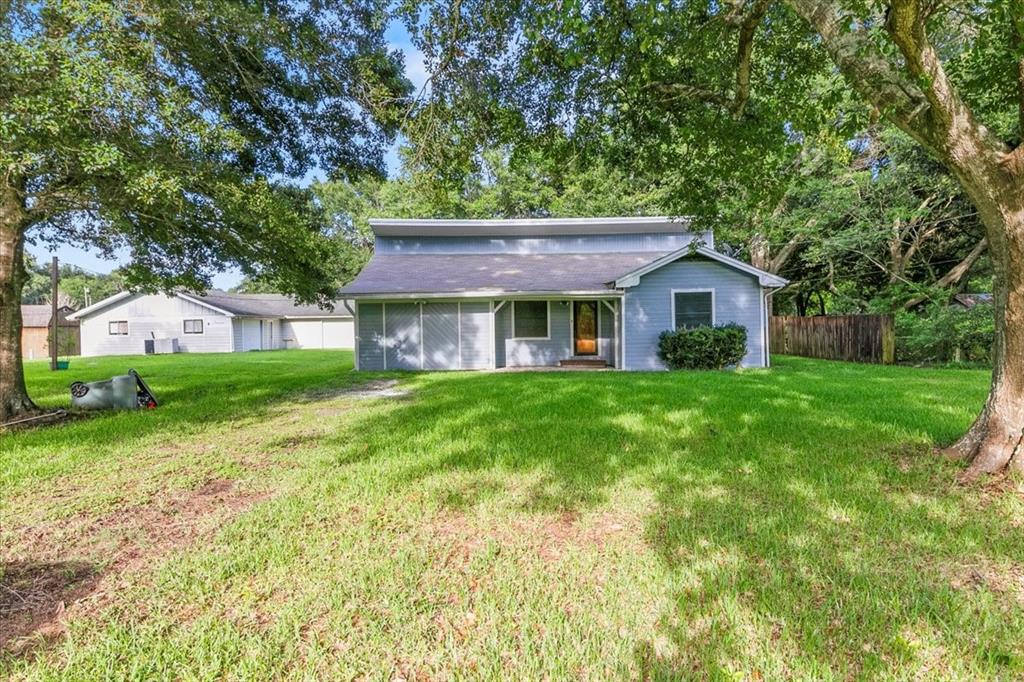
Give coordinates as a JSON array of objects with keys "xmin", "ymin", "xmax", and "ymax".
[
  {"xmin": 368, "ymin": 216, "xmax": 692, "ymax": 237},
  {"xmin": 280, "ymin": 314, "xmax": 353, "ymax": 319},
  {"xmin": 345, "ymin": 290, "xmax": 623, "ymax": 301},
  {"xmin": 612, "ymin": 246, "xmax": 789, "ymax": 289},
  {"xmin": 65, "ymin": 291, "xmax": 134, "ymax": 320}
]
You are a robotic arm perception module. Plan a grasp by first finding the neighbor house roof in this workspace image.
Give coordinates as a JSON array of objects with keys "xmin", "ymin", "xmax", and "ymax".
[
  {"xmin": 340, "ymin": 252, "xmax": 667, "ymax": 297},
  {"xmin": 68, "ymin": 291, "xmax": 352, "ymax": 320},
  {"xmin": 951, "ymin": 293, "xmax": 993, "ymax": 309},
  {"xmin": 184, "ymin": 291, "xmax": 353, "ymax": 318},
  {"xmin": 21, "ymin": 305, "xmax": 78, "ymax": 328},
  {"xmin": 369, "ymin": 216, "xmax": 695, "ymax": 238}
]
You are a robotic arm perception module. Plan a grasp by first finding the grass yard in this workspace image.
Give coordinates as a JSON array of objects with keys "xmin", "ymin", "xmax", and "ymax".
[{"xmin": 2, "ymin": 351, "xmax": 1022, "ymax": 680}]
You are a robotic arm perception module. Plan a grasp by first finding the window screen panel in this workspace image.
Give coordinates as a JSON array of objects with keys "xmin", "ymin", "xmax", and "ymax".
[
  {"xmin": 183, "ymin": 319, "xmax": 203, "ymax": 334},
  {"xmin": 674, "ymin": 292, "xmax": 713, "ymax": 329},
  {"xmin": 108, "ymin": 321, "xmax": 128, "ymax": 335},
  {"xmin": 513, "ymin": 301, "xmax": 548, "ymax": 338}
]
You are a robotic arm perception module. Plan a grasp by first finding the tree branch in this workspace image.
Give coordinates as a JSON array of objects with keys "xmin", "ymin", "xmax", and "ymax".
[
  {"xmin": 902, "ymin": 237, "xmax": 988, "ymax": 309},
  {"xmin": 786, "ymin": 0, "xmax": 930, "ymax": 131},
  {"xmin": 648, "ymin": 0, "xmax": 770, "ymax": 117},
  {"xmin": 769, "ymin": 231, "xmax": 804, "ymax": 273},
  {"xmin": 732, "ymin": 0, "xmax": 771, "ymax": 117}
]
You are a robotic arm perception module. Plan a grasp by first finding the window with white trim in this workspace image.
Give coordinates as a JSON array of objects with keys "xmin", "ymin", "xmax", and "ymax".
[
  {"xmin": 673, "ymin": 291, "xmax": 714, "ymax": 329},
  {"xmin": 512, "ymin": 301, "xmax": 549, "ymax": 339},
  {"xmin": 183, "ymin": 319, "xmax": 204, "ymax": 334},
  {"xmin": 108, "ymin": 320, "xmax": 128, "ymax": 335}
]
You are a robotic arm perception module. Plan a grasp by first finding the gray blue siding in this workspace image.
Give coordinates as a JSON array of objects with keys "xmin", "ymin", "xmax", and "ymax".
[
  {"xmin": 357, "ymin": 303, "xmax": 385, "ymax": 369},
  {"xmin": 356, "ymin": 300, "xmax": 493, "ymax": 370},
  {"xmin": 459, "ymin": 302, "xmax": 492, "ymax": 369},
  {"xmin": 598, "ymin": 303, "xmax": 616, "ymax": 366},
  {"xmin": 375, "ymin": 232, "xmax": 711, "ymax": 255},
  {"xmin": 384, "ymin": 303, "xmax": 421, "ymax": 370},
  {"xmin": 623, "ymin": 256, "xmax": 766, "ymax": 369},
  {"xmin": 423, "ymin": 303, "xmax": 460, "ymax": 369},
  {"xmin": 495, "ymin": 301, "xmax": 572, "ymax": 367}
]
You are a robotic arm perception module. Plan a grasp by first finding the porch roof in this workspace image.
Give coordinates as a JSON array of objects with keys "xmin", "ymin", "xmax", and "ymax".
[{"xmin": 339, "ymin": 252, "xmax": 667, "ymax": 297}]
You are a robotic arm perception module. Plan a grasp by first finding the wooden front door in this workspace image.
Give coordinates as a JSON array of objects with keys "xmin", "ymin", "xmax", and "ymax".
[{"xmin": 573, "ymin": 301, "xmax": 598, "ymax": 355}]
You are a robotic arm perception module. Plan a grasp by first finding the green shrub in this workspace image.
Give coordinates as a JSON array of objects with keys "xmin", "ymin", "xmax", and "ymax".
[
  {"xmin": 657, "ymin": 323, "xmax": 748, "ymax": 370},
  {"xmin": 896, "ymin": 302, "xmax": 994, "ymax": 365}
]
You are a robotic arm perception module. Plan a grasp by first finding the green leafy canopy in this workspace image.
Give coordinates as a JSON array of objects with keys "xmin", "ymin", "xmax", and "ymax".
[{"xmin": 2, "ymin": 0, "xmax": 413, "ymax": 301}]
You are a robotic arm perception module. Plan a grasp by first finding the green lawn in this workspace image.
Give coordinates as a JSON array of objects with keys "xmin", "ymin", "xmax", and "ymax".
[{"xmin": 2, "ymin": 351, "xmax": 1021, "ymax": 680}]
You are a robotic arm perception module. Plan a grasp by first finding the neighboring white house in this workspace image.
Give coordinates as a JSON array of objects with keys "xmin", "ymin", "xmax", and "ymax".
[{"xmin": 67, "ymin": 290, "xmax": 354, "ymax": 357}]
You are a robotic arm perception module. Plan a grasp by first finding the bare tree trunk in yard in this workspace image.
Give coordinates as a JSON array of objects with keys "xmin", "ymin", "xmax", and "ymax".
[{"xmin": 0, "ymin": 183, "xmax": 37, "ymax": 423}]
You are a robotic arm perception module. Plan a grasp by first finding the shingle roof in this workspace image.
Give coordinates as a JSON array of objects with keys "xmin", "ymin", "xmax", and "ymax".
[
  {"xmin": 189, "ymin": 291, "xmax": 352, "ymax": 318},
  {"xmin": 21, "ymin": 305, "xmax": 78, "ymax": 327},
  {"xmin": 68, "ymin": 291, "xmax": 352, "ymax": 320},
  {"xmin": 951, "ymin": 293, "xmax": 993, "ymax": 309},
  {"xmin": 339, "ymin": 252, "xmax": 670, "ymax": 296}
]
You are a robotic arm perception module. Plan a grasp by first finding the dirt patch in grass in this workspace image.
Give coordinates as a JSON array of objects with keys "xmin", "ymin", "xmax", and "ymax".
[
  {"xmin": 431, "ymin": 509, "xmax": 643, "ymax": 565},
  {"xmin": 306, "ymin": 379, "xmax": 412, "ymax": 401},
  {"xmin": 1, "ymin": 478, "xmax": 268, "ymax": 656},
  {"xmin": 265, "ymin": 432, "xmax": 323, "ymax": 454},
  {"xmin": 946, "ymin": 557, "xmax": 1024, "ymax": 605},
  {"xmin": 0, "ymin": 561, "xmax": 101, "ymax": 653}
]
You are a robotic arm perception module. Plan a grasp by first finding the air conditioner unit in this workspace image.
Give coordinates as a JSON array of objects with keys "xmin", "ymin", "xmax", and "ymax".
[{"xmin": 153, "ymin": 338, "xmax": 179, "ymax": 354}]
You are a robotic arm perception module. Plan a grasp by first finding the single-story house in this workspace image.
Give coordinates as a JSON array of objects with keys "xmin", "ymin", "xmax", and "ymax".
[
  {"xmin": 339, "ymin": 217, "xmax": 788, "ymax": 370},
  {"xmin": 20, "ymin": 304, "xmax": 80, "ymax": 359},
  {"xmin": 67, "ymin": 290, "xmax": 354, "ymax": 357}
]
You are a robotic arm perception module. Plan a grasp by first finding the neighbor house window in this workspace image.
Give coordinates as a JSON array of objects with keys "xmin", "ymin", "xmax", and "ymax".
[
  {"xmin": 183, "ymin": 319, "xmax": 204, "ymax": 334},
  {"xmin": 108, "ymin": 320, "xmax": 128, "ymax": 335},
  {"xmin": 673, "ymin": 290, "xmax": 714, "ymax": 329},
  {"xmin": 512, "ymin": 301, "xmax": 549, "ymax": 339}
]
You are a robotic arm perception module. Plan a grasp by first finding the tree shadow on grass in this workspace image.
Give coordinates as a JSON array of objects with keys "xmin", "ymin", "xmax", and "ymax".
[
  {"xmin": 4, "ymin": 352, "xmax": 402, "ymax": 489},
  {"xmin": 318, "ymin": 359, "xmax": 1021, "ymax": 676}
]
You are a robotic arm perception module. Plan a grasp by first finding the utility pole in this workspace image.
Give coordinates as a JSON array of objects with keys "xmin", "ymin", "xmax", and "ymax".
[{"xmin": 50, "ymin": 256, "xmax": 58, "ymax": 371}]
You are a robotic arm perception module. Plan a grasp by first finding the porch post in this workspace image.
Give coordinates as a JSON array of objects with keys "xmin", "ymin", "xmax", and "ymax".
[{"xmin": 617, "ymin": 299, "xmax": 624, "ymax": 370}]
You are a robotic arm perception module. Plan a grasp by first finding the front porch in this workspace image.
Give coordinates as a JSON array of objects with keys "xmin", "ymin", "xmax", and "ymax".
[
  {"xmin": 492, "ymin": 297, "xmax": 621, "ymax": 370},
  {"xmin": 352, "ymin": 295, "xmax": 623, "ymax": 371}
]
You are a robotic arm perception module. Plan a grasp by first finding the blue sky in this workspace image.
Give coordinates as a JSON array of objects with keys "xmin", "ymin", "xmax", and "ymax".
[{"xmin": 27, "ymin": 21, "xmax": 427, "ymax": 291}]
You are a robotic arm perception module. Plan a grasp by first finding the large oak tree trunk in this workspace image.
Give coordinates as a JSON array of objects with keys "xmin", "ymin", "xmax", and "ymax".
[
  {"xmin": 942, "ymin": 170, "xmax": 1024, "ymax": 479},
  {"xmin": 0, "ymin": 184, "xmax": 37, "ymax": 423},
  {"xmin": 784, "ymin": 0, "xmax": 1024, "ymax": 479}
]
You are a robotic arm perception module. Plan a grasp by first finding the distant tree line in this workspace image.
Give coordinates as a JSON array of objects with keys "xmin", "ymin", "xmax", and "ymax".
[{"xmin": 20, "ymin": 255, "xmax": 125, "ymax": 309}]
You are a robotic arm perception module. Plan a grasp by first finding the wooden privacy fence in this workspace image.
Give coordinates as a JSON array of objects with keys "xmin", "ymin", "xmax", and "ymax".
[{"xmin": 770, "ymin": 315, "xmax": 895, "ymax": 364}]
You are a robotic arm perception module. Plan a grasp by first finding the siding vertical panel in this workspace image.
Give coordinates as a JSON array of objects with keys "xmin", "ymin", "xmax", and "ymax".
[
  {"xmin": 493, "ymin": 303, "xmax": 509, "ymax": 368},
  {"xmin": 385, "ymin": 302, "xmax": 421, "ymax": 369},
  {"xmin": 459, "ymin": 302, "xmax": 492, "ymax": 369},
  {"xmin": 422, "ymin": 303, "xmax": 460, "ymax": 369},
  {"xmin": 356, "ymin": 303, "xmax": 385, "ymax": 369},
  {"xmin": 598, "ymin": 303, "xmax": 615, "ymax": 366}
]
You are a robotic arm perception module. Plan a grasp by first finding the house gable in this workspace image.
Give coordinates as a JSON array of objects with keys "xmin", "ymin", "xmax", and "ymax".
[
  {"xmin": 613, "ymin": 246, "xmax": 788, "ymax": 289},
  {"xmin": 622, "ymin": 256, "xmax": 770, "ymax": 370}
]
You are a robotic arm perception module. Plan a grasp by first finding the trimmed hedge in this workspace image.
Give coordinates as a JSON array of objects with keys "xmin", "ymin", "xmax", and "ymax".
[{"xmin": 657, "ymin": 323, "xmax": 748, "ymax": 370}]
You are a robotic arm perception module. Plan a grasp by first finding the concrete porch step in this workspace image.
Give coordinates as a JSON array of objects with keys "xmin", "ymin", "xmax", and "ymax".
[{"xmin": 559, "ymin": 358, "xmax": 608, "ymax": 368}]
